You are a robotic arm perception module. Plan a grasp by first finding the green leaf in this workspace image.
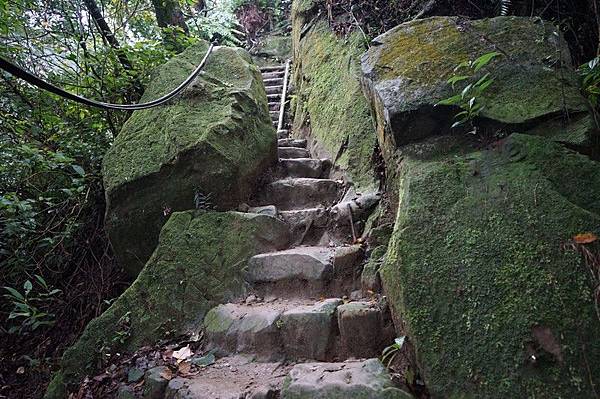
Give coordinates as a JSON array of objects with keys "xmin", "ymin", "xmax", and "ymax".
[
  {"xmin": 35, "ymin": 275, "xmax": 48, "ymax": 289},
  {"xmin": 447, "ymin": 75, "xmax": 469, "ymax": 87},
  {"xmin": 473, "ymin": 52, "xmax": 501, "ymax": 72},
  {"xmin": 4, "ymin": 287, "xmax": 24, "ymax": 301},
  {"xmin": 461, "ymin": 84, "xmax": 473, "ymax": 99},
  {"xmin": 71, "ymin": 165, "xmax": 85, "ymax": 176},
  {"xmin": 23, "ymin": 280, "xmax": 32, "ymax": 295},
  {"xmin": 436, "ymin": 94, "xmax": 462, "ymax": 106}
]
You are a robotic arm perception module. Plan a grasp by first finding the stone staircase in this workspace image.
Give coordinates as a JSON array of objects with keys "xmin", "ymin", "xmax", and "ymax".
[
  {"xmin": 260, "ymin": 64, "xmax": 289, "ymax": 136},
  {"xmin": 159, "ymin": 70, "xmax": 411, "ymax": 399}
]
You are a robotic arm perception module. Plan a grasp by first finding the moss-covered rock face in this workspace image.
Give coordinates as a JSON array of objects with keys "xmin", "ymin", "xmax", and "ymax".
[
  {"xmin": 380, "ymin": 133, "xmax": 600, "ymax": 398},
  {"xmin": 102, "ymin": 41, "xmax": 276, "ymax": 277},
  {"xmin": 251, "ymin": 34, "xmax": 292, "ymax": 66},
  {"xmin": 291, "ymin": 0, "xmax": 378, "ymax": 191},
  {"xmin": 361, "ymin": 16, "xmax": 587, "ymax": 158},
  {"xmin": 45, "ymin": 211, "xmax": 290, "ymax": 398}
]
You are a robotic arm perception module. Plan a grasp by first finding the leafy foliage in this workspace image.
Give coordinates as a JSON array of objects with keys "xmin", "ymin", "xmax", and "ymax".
[
  {"xmin": 3, "ymin": 275, "xmax": 62, "ymax": 334},
  {"xmin": 580, "ymin": 57, "xmax": 600, "ymax": 108},
  {"xmin": 381, "ymin": 336, "xmax": 405, "ymax": 368},
  {"xmin": 436, "ymin": 52, "xmax": 502, "ymax": 133}
]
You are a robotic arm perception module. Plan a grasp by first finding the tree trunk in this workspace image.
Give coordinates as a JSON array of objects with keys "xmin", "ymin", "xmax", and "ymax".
[
  {"xmin": 151, "ymin": 0, "xmax": 190, "ymax": 51},
  {"xmin": 83, "ymin": 0, "xmax": 133, "ymax": 70}
]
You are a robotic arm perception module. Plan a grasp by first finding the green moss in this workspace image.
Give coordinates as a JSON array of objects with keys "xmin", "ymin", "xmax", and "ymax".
[
  {"xmin": 292, "ymin": 14, "xmax": 378, "ymax": 191},
  {"xmin": 381, "ymin": 133, "xmax": 600, "ymax": 398},
  {"xmin": 361, "ymin": 16, "xmax": 587, "ymax": 153},
  {"xmin": 45, "ymin": 211, "xmax": 290, "ymax": 398},
  {"xmin": 102, "ymin": 42, "xmax": 277, "ymax": 276}
]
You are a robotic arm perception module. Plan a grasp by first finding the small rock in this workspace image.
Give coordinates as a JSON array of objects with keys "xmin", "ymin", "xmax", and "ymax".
[
  {"xmin": 127, "ymin": 367, "xmax": 145, "ymax": 383},
  {"xmin": 248, "ymin": 386, "xmax": 279, "ymax": 399},
  {"xmin": 349, "ymin": 290, "xmax": 363, "ymax": 301},
  {"xmin": 238, "ymin": 203, "xmax": 250, "ymax": 212},
  {"xmin": 117, "ymin": 384, "xmax": 136, "ymax": 399},
  {"xmin": 245, "ymin": 294, "xmax": 259, "ymax": 305},
  {"xmin": 143, "ymin": 366, "xmax": 171, "ymax": 399}
]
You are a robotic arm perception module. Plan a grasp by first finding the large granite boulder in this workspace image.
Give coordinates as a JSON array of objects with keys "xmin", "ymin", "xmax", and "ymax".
[
  {"xmin": 103, "ymin": 41, "xmax": 276, "ymax": 277},
  {"xmin": 381, "ymin": 133, "xmax": 600, "ymax": 398},
  {"xmin": 361, "ymin": 16, "xmax": 587, "ymax": 159},
  {"xmin": 291, "ymin": 0, "xmax": 378, "ymax": 191},
  {"xmin": 45, "ymin": 211, "xmax": 290, "ymax": 398}
]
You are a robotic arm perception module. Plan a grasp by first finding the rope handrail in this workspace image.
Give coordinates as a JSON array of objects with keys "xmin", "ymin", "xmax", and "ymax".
[{"xmin": 0, "ymin": 42, "xmax": 216, "ymax": 111}]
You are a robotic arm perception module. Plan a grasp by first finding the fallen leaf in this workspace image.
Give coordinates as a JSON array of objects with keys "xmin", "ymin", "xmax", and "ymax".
[
  {"xmin": 172, "ymin": 345, "xmax": 193, "ymax": 363},
  {"xmin": 574, "ymin": 233, "xmax": 598, "ymax": 244},
  {"xmin": 178, "ymin": 361, "xmax": 191, "ymax": 375},
  {"xmin": 16, "ymin": 367, "xmax": 25, "ymax": 375},
  {"xmin": 160, "ymin": 368, "xmax": 173, "ymax": 381}
]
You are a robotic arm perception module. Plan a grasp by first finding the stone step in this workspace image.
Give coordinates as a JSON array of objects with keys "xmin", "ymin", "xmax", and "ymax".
[
  {"xmin": 282, "ymin": 359, "xmax": 413, "ymax": 399},
  {"xmin": 266, "ymin": 85, "xmax": 283, "ymax": 95},
  {"xmin": 164, "ymin": 355, "xmax": 290, "ymax": 399},
  {"xmin": 245, "ymin": 245, "xmax": 362, "ymax": 297},
  {"xmin": 278, "ymin": 138, "xmax": 307, "ymax": 148},
  {"xmin": 278, "ymin": 207, "xmax": 330, "ymax": 246},
  {"xmin": 277, "ymin": 129, "xmax": 290, "ymax": 139},
  {"xmin": 263, "ymin": 78, "xmax": 284, "ymax": 86},
  {"xmin": 257, "ymin": 178, "xmax": 342, "ymax": 210},
  {"xmin": 267, "ymin": 93, "xmax": 281, "ymax": 101},
  {"xmin": 269, "ymin": 102, "xmax": 280, "ymax": 112},
  {"xmin": 278, "ymin": 147, "xmax": 310, "ymax": 159},
  {"xmin": 262, "ymin": 71, "xmax": 285, "ymax": 80},
  {"xmin": 270, "ymin": 110, "xmax": 280, "ymax": 120},
  {"xmin": 164, "ymin": 359, "xmax": 411, "ymax": 399},
  {"xmin": 204, "ymin": 298, "xmax": 343, "ymax": 361},
  {"xmin": 260, "ymin": 65, "xmax": 286, "ymax": 72},
  {"xmin": 277, "ymin": 158, "xmax": 330, "ymax": 179}
]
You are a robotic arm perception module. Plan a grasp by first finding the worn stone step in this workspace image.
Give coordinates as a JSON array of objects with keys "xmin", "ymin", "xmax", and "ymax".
[
  {"xmin": 278, "ymin": 147, "xmax": 310, "ymax": 159},
  {"xmin": 164, "ymin": 355, "xmax": 290, "ymax": 399},
  {"xmin": 270, "ymin": 110, "xmax": 280, "ymax": 119},
  {"xmin": 263, "ymin": 78, "xmax": 284, "ymax": 86},
  {"xmin": 245, "ymin": 245, "xmax": 362, "ymax": 297},
  {"xmin": 269, "ymin": 102, "xmax": 281, "ymax": 112},
  {"xmin": 277, "ymin": 129, "xmax": 290, "ymax": 139},
  {"xmin": 281, "ymin": 359, "xmax": 413, "ymax": 399},
  {"xmin": 279, "ymin": 207, "xmax": 330, "ymax": 246},
  {"xmin": 260, "ymin": 65, "xmax": 286, "ymax": 72},
  {"xmin": 203, "ymin": 303, "xmax": 283, "ymax": 360},
  {"xmin": 204, "ymin": 298, "xmax": 347, "ymax": 362},
  {"xmin": 257, "ymin": 178, "xmax": 342, "ymax": 210},
  {"xmin": 278, "ymin": 138, "xmax": 307, "ymax": 148},
  {"xmin": 277, "ymin": 158, "xmax": 329, "ymax": 179},
  {"xmin": 337, "ymin": 301, "xmax": 395, "ymax": 359},
  {"xmin": 267, "ymin": 93, "xmax": 281, "ymax": 101},
  {"xmin": 262, "ymin": 71, "xmax": 285, "ymax": 80},
  {"xmin": 266, "ymin": 85, "xmax": 283, "ymax": 95}
]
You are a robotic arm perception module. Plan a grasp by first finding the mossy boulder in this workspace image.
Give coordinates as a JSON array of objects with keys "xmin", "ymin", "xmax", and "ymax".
[
  {"xmin": 381, "ymin": 133, "xmax": 600, "ymax": 398},
  {"xmin": 361, "ymin": 16, "xmax": 587, "ymax": 159},
  {"xmin": 291, "ymin": 0, "xmax": 378, "ymax": 191},
  {"xmin": 45, "ymin": 211, "xmax": 290, "ymax": 398},
  {"xmin": 102, "ymin": 41, "xmax": 276, "ymax": 277}
]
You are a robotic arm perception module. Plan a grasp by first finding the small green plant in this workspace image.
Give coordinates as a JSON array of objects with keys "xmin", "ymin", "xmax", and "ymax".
[
  {"xmin": 381, "ymin": 336, "xmax": 406, "ymax": 368},
  {"xmin": 437, "ymin": 52, "xmax": 502, "ymax": 133},
  {"xmin": 579, "ymin": 57, "xmax": 600, "ymax": 108},
  {"xmin": 3, "ymin": 275, "xmax": 61, "ymax": 334}
]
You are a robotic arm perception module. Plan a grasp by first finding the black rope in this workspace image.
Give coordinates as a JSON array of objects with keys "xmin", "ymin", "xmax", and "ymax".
[{"xmin": 0, "ymin": 42, "xmax": 215, "ymax": 111}]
